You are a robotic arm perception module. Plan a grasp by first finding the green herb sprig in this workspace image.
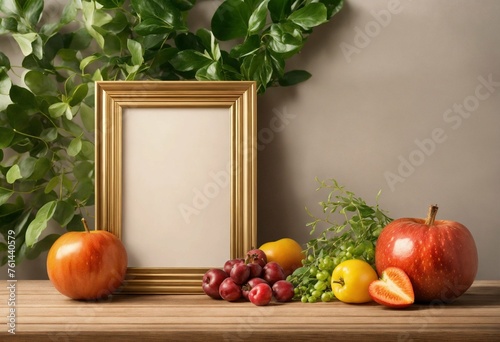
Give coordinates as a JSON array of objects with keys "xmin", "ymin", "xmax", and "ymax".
[{"xmin": 287, "ymin": 178, "xmax": 392, "ymax": 303}]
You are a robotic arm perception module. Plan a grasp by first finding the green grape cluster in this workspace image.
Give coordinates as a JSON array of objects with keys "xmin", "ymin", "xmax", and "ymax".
[{"xmin": 286, "ymin": 178, "xmax": 392, "ymax": 303}]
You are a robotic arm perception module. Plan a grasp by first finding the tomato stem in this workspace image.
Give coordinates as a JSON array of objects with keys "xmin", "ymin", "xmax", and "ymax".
[
  {"xmin": 81, "ymin": 218, "xmax": 91, "ymax": 233},
  {"xmin": 425, "ymin": 204, "xmax": 439, "ymax": 226}
]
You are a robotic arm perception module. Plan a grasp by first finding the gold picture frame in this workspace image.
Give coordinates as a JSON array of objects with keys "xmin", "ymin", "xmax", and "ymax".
[{"xmin": 95, "ymin": 81, "xmax": 257, "ymax": 294}]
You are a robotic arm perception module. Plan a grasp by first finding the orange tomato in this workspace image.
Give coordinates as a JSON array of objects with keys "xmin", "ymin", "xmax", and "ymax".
[{"xmin": 259, "ymin": 238, "xmax": 305, "ymax": 277}]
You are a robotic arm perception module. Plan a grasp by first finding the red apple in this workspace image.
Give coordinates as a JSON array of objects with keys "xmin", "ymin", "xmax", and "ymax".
[
  {"xmin": 46, "ymin": 218, "xmax": 128, "ymax": 300},
  {"xmin": 202, "ymin": 268, "xmax": 228, "ymax": 299},
  {"xmin": 375, "ymin": 205, "xmax": 478, "ymax": 303}
]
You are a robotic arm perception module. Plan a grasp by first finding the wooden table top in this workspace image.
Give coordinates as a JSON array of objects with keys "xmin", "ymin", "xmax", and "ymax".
[{"xmin": 1, "ymin": 280, "xmax": 499, "ymax": 341}]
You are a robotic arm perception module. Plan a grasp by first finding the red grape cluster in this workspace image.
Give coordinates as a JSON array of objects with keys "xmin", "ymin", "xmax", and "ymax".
[{"xmin": 202, "ymin": 248, "xmax": 295, "ymax": 306}]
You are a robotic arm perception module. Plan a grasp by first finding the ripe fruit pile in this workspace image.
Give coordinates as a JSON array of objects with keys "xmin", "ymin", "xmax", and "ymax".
[{"xmin": 202, "ymin": 248, "xmax": 295, "ymax": 306}]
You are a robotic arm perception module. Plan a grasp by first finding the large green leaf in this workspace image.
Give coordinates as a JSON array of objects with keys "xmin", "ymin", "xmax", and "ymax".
[
  {"xmin": 267, "ymin": 22, "xmax": 303, "ymax": 56},
  {"xmin": 127, "ymin": 39, "xmax": 144, "ymax": 66},
  {"xmin": 288, "ymin": 3, "xmax": 327, "ymax": 30},
  {"xmin": 0, "ymin": 188, "xmax": 13, "ymax": 206},
  {"xmin": 230, "ymin": 35, "xmax": 261, "ymax": 59},
  {"xmin": 196, "ymin": 29, "xmax": 220, "ymax": 61},
  {"xmin": 27, "ymin": 157, "xmax": 51, "ymax": 181},
  {"xmin": 10, "ymin": 85, "xmax": 36, "ymax": 108},
  {"xmin": 248, "ymin": 0, "xmax": 269, "ymax": 35},
  {"xmin": 6, "ymin": 165, "xmax": 22, "ymax": 184},
  {"xmin": 25, "ymin": 200, "xmax": 57, "ymax": 247},
  {"xmin": 0, "ymin": 0, "xmax": 19, "ymax": 16},
  {"xmin": 67, "ymin": 136, "xmax": 82, "ymax": 157},
  {"xmin": 0, "ymin": 51, "xmax": 11, "ymax": 70},
  {"xmin": 170, "ymin": 50, "xmax": 212, "ymax": 72},
  {"xmin": 268, "ymin": 0, "xmax": 292, "ymax": 22},
  {"xmin": 12, "ymin": 33, "xmax": 38, "ymax": 56},
  {"xmin": 24, "ymin": 70, "xmax": 58, "ymax": 96},
  {"xmin": 96, "ymin": 0, "xmax": 125, "ymax": 9},
  {"xmin": 321, "ymin": 0, "xmax": 344, "ymax": 18},
  {"xmin": 53, "ymin": 200, "xmax": 75, "ymax": 227},
  {"xmin": 211, "ymin": 0, "xmax": 251, "ymax": 41},
  {"xmin": 18, "ymin": 156, "xmax": 37, "ymax": 178},
  {"xmin": 0, "ymin": 127, "xmax": 15, "ymax": 148},
  {"xmin": 241, "ymin": 50, "xmax": 273, "ymax": 92},
  {"xmin": 131, "ymin": 0, "xmax": 185, "ymax": 31},
  {"xmin": 22, "ymin": 0, "xmax": 44, "ymax": 26}
]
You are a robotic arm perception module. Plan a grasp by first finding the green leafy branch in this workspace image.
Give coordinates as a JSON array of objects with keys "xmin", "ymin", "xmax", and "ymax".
[
  {"xmin": 0, "ymin": 0, "xmax": 343, "ymax": 265},
  {"xmin": 287, "ymin": 178, "xmax": 392, "ymax": 302}
]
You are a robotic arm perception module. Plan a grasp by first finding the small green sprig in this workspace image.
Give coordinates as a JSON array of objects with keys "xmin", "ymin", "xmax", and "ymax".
[{"xmin": 287, "ymin": 178, "xmax": 392, "ymax": 303}]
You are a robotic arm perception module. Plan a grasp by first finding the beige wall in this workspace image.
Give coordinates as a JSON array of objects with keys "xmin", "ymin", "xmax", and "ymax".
[
  {"xmin": 1, "ymin": 0, "xmax": 499, "ymax": 280},
  {"xmin": 257, "ymin": 0, "xmax": 500, "ymax": 280}
]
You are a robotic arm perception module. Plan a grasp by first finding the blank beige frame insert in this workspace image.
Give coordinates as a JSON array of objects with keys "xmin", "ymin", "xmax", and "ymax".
[{"xmin": 95, "ymin": 81, "xmax": 257, "ymax": 294}]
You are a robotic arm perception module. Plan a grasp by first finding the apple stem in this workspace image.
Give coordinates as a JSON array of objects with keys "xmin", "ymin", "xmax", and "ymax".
[
  {"xmin": 332, "ymin": 278, "xmax": 345, "ymax": 286},
  {"xmin": 425, "ymin": 204, "xmax": 439, "ymax": 226},
  {"xmin": 81, "ymin": 218, "xmax": 91, "ymax": 233}
]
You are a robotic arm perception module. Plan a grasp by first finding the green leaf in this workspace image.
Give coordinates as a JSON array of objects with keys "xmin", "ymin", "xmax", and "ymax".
[
  {"xmin": 28, "ymin": 157, "xmax": 51, "ymax": 180},
  {"xmin": 127, "ymin": 39, "xmax": 144, "ymax": 66},
  {"xmin": 18, "ymin": 156, "xmax": 37, "ymax": 178},
  {"xmin": 321, "ymin": 0, "xmax": 344, "ymax": 18},
  {"xmin": 96, "ymin": 0, "xmax": 125, "ymax": 9},
  {"xmin": 134, "ymin": 18, "xmax": 174, "ymax": 35},
  {"xmin": 0, "ymin": 127, "xmax": 15, "ymax": 148},
  {"xmin": 131, "ymin": 0, "xmax": 185, "ymax": 32},
  {"xmin": 80, "ymin": 54, "xmax": 104, "ymax": 72},
  {"xmin": 197, "ymin": 29, "xmax": 220, "ymax": 61},
  {"xmin": 69, "ymin": 83, "xmax": 89, "ymax": 107},
  {"xmin": 73, "ymin": 161, "xmax": 94, "ymax": 181},
  {"xmin": 6, "ymin": 165, "xmax": 22, "ymax": 184},
  {"xmin": 241, "ymin": 50, "xmax": 273, "ymax": 92},
  {"xmin": 45, "ymin": 176, "xmax": 59, "ymax": 194},
  {"xmin": 196, "ymin": 62, "xmax": 223, "ymax": 81},
  {"xmin": 0, "ymin": 51, "xmax": 11, "ymax": 70},
  {"xmin": 67, "ymin": 136, "xmax": 82, "ymax": 157},
  {"xmin": 0, "ymin": 0, "xmax": 19, "ymax": 16},
  {"xmin": 24, "ymin": 70, "xmax": 58, "ymax": 96},
  {"xmin": 82, "ymin": 1, "xmax": 112, "ymax": 49},
  {"xmin": 288, "ymin": 3, "xmax": 328, "ymax": 30},
  {"xmin": 230, "ymin": 35, "xmax": 261, "ymax": 58},
  {"xmin": 267, "ymin": 22, "xmax": 303, "ymax": 56},
  {"xmin": 268, "ymin": 0, "xmax": 292, "ymax": 22},
  {"xmin": 0, "ymin": 71, "xmax": 11, "ymax": 95},
  {"xmin": 79, "ymin": 141, "xmax": 95, "ymax": 161},
  {"xmin": 171, "ymin": 0, "xmax": 196, "ymax": 11},
  {"xmin": 12, "ymin": 33, "xmax": 38, "ymax": 56},
  {"xmin": 248, "ymin": 0, "xmax": 269, "ymax": 35},
  {"xmin": 25, "ymin": 200, "xmax": 57, "ymax": 247},
  {"xmin": 40, "ymin": 127, "xmax": 58, "ymax": 142},
  {"xmin": 170, "ymin": 50, "xmax": 212, "ymax": 72},
  {"xmin": 22, "ymin": 0, "xmax": 44, "ymax": 26},
  {"xmin": 0, "ymin": 188, "xmax": 13, "ymax": 206},
  {"xmin": 211, "ymin": 0, "xmax": 251, "ymax": 41},
  {"xmin": 53, "ymin": 200, "xmax": 75, "ymax": 227},
  {"xmin": 48, "ymin": 102, "xmax": 70, "ymax": 118},
  {"xmin": 279, "ymin": 69, "xmax": 311, "ymax": 86},
  {"xmin": 9, "ymin": 85, "xmax": 36, "ymax": 108},
  {"xmin": 80, "ymin": 102, "xmax": 95, "ymax": 132}
]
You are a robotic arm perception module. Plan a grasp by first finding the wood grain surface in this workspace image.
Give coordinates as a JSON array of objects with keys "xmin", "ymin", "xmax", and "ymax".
[{"xmin": 1, "ymin": 280, "xmax": 499, "ymax": 341}]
